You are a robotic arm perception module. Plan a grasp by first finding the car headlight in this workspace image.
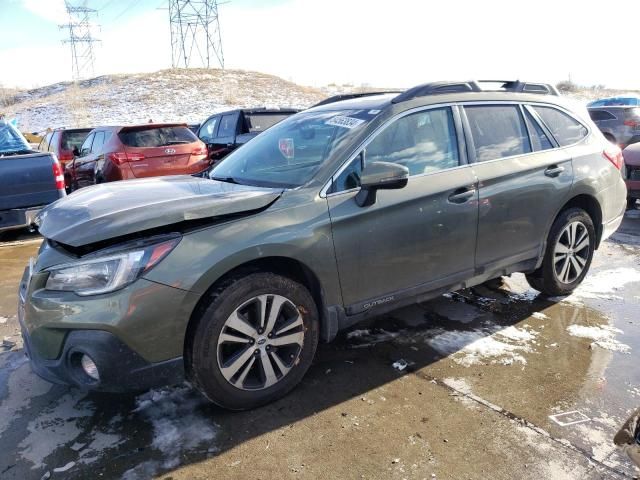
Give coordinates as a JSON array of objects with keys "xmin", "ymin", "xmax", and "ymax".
[{"xmin": 45, "ymin": 237, "xmax": 180, "ymax": 296}]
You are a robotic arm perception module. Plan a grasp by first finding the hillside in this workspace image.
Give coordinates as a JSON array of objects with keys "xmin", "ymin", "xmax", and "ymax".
[
  {"xmin": 4, "ymin": 70, "xmax": 640, "ymax": 134},
  {"xmin": 2, "ymin": 69, "xmax": 328, "ymax": 133}
]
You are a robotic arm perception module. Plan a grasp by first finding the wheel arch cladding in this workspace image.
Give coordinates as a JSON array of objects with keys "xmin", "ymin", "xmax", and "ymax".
[
  {"xmin": 558, "ymin": 194, "xmax": 603, "ymax": 247},
  {"xmin": 183, "ymin": 256, "xmax": 326, "ymax": 371}
]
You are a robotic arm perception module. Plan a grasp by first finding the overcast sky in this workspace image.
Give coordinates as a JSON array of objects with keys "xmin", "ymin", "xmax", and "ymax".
[{"xmin": 1, "ymin": 0, "xmax": 639, "ymax": 90}]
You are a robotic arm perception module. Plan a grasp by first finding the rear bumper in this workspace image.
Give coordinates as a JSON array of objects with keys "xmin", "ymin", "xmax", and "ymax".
[
  {"xmin": 0, "ymin": 207, "xmax": 42, "ymax": 232},
  {"xmin": 602, "ymin": 211, "xmax": 625, "ymax": 243},
  {"xmin": 21, "ymin": 326, "xmax": 185, "ymax": 392}
]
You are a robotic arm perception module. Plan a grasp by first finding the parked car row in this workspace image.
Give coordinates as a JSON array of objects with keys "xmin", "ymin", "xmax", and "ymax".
[
  {"xmin": 38, "ymin": 108, "xmax": 299, "ymax": 191},
  {"xmin": 588, "ymin": 95, "xmax": 640, "ymax": 208}
]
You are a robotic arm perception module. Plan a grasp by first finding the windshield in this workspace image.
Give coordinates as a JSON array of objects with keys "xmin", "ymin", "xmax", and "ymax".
[
  {"xmin": 209, "ymin": 110, "xmax": 372, "ymax": 188},
  {"xmin": 0, "ymin": 122, "xmax": 30, "ymax": 155}
]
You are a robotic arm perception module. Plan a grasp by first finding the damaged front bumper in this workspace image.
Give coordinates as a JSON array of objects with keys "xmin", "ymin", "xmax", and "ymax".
[{"xmin": 18, "ymin": 259, "xmax": 200, "ymax": 392}]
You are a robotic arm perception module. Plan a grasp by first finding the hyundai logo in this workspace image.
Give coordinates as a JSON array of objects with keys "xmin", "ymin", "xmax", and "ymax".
[{"xmin": 165, "ymin": 148, "xmax": 176, "ymax": 154}]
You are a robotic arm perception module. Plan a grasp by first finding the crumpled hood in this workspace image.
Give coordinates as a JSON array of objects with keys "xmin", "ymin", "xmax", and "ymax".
[{"xmin": 37, "ymin": 176, "xmax": 282, "ymax": 247}]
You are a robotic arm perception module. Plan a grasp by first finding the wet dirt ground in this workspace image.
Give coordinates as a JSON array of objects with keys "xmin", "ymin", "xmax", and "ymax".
[{"xmin": 2, "ymin": 213, "xmax": 640, "ymax": 480}]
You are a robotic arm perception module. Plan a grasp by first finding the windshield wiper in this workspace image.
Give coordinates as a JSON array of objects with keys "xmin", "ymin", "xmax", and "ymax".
[
  {"xmin": 163, "ymin": 140, "xmax": 190, "ymax": 146},
  {"xmin": 211, "ymin": 176, "xmax": 243, "ymax": 185}
]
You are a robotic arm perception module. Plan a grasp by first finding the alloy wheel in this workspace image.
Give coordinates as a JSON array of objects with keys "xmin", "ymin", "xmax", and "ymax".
[
  {"xmin": 216, "ymin": 294, "xmax": 305, "ymax": 390},
  {"xmin": 553, "ymin": 220, "xmax": 590, "ymax": 284}
]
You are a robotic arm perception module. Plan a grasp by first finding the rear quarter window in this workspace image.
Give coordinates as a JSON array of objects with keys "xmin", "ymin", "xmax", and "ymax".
[
  {"xmin": 588, "ymin": 110, "xmax": 617, "ymax": 121},
  {"xmin": 217, "ymin": 115, "xmax": 237, "ymax": 137},
  {"xmin": 119, "ymin": 126, "xmax": 198, "ymax": 147},
  {"xmin": 533, "ymin": 106, "xmax": 588, "ymax": 147}
]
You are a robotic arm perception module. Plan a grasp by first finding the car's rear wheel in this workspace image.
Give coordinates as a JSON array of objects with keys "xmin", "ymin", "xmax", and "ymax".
[
  {"xmin": 526, "ymin": 207, "xmax": 595, "ymax": 296},
  {"xmin": 188, "ymin": 272, "xmax": 319, "ymax": 410}
]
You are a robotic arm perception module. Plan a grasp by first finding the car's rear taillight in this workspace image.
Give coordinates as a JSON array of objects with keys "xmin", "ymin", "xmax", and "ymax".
[
  {"xmin": 603, "ymin": 144, "xmax": 623, "ymax": 170},
  {"xmin": 108, "ymin": 152, "xmax": 145, "ymax": 165},
  {"xmin": 52, "ymin": 161, "xmax": 65, "ymax": 190},
  {"xmin": 191, "ymin": 144, "xmax": 208, "ymax": 156},
  {"xmin": 58, "ymin": 150, "xmax": 73, "ymax": 162}
]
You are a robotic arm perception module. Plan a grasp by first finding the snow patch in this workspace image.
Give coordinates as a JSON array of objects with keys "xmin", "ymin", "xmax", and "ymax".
[
  {"xmin": 427, "ymin": 326, "xmax": 537, "ymax": 366},
  {"xmin": 18, "ymin": 393, "xmax": 94, "ymax": 469},
  {"xmin": 531, "ymin": 312, "xmax": 550, "ymax": 320},
  {"xmin": 130, "ymin": 385, "xmax": 219, "ymax": 473},
  {"xmin": 561, "ymin": 267, "xmax": 640, "ymax": 304},
  {"xmin": 566, "ymin": 325, "xmax": 630, "ymax": 353}
]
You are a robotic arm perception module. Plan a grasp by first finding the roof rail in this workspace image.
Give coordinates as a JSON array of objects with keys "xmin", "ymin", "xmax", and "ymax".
[
  {"xmin": 477, "ymin": 80, "xmax": 560, "ymax": 96},
  {"xmin": 392, "ymin": 80, "xmax": 559, "ymax": 104},
  {"xmin": 312, "ymin": 91, "xmax": 402, "ymax": 108}
]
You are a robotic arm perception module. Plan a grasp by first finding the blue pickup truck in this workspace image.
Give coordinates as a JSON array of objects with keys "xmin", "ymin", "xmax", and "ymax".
[{"xmin": 0, "ymin": 121, "xmax": 66, "ymax": 233}]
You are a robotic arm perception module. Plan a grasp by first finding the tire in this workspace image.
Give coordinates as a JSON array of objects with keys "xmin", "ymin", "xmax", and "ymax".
[
  {"xmin": 627, "ymin": 198, "xmax": 637, "ymax": 210},
  {"xmin": 525, "ymin": 207, "xmax": 595, "ymax": 296},
  {"xmin": 188, "ymin": 272, "xmax": 319, "ymax": 410}
]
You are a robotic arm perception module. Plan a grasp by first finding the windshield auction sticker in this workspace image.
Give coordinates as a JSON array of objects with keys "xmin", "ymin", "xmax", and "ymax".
[{"xmin": 325, "ymin": 116, "xmax": 365, "ymax": 129}]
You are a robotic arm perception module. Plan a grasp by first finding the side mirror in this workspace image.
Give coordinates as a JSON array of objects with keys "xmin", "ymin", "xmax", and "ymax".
[
  {"xmin": 72, "ymin": 146, "xmax": 80, "ymax": 157},
  {"xmin": 355, "ymin": 161, "xmax": 409, "ymax": 207}
]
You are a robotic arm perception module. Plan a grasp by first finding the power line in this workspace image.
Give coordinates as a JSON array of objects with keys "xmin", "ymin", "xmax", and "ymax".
[
  {"xmin": 168, "ymin": 0, "xmax": 224, "ymax": 69},
  {"xmin": 59, "ymin": 1, "xmax": 100, "ymax": 81}
]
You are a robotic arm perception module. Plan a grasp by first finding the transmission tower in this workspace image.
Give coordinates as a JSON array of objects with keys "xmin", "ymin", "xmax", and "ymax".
[
  {"xmin": 59, "ymin": 1, "xmax": 100, "ymax": 80},
  {"xmin": 169, "ymin": 0, "xmax": 224, "ymax": 69}
]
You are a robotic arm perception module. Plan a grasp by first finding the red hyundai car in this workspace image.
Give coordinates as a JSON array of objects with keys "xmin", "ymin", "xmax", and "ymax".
[{"xmin": 65, "ymin": 124, "xmax": 210, "ymax": 191}]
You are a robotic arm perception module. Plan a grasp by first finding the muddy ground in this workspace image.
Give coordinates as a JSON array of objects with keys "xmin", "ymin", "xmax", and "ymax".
[{"xmin": 2, "ymin": 212, "xmax": 640, "ymax": 480}]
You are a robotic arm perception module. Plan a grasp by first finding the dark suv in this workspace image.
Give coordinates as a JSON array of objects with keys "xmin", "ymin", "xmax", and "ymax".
[
  {"xmin": 197, "ymin": 108, "xmax": 299, "ymax": 161},
  {"xmin": 21, "ymin": 80, "xmax": 626, "ymax": 410}
]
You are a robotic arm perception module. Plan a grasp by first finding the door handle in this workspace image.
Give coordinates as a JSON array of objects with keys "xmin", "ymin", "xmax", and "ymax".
[
  {"xmin": 544, "ymin": 165, "xmax": 565, "ymax": 177},
  {"xmin": 448, "ymin": 187, "xmax": 476, "ymax": 203}
]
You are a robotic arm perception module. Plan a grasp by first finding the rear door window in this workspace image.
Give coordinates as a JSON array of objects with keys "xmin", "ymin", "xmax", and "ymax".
[
  {"xmin": 523, "ymin": 109, "xmax": 553, "ymax": 151},
  {"xmin": 119, "ymin": 126, "xmax": 198, "ymax": 147},
  {"xmin": 244, "ymin": 113, "xmax": 291, "ymax": 133},
  {"xmin": 49, "ymin": 131, "xmax": 61, "ymax": 152},
  {"xmin": 532, "ymin": 106, "xmax": 588, "ymax": 147},
  {"xmin": 91, "ymin": 131, "xmax": 105, "ymax": 153},
  {"xmin": 464, "ymin": 105, "xmax": 531, "ymax": 162},
  {"xmin": 79, "ymin": 133, "xmax": 94, "ymax": 157},
  {"xmin": 199, "ymin": 117, "xmax": 219, "ymax": 142},
  {"xmin": 217, "ymin": 114, "xmax": 237, "ymax": 138}
]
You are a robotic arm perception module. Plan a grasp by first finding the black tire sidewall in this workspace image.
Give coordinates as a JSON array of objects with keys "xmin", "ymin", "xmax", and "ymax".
[
  {"xmin": 189, "ymin": 272, "xmax": 319, "ymax": 410},
  {"xmin": 540, "ymin": 207, "xmax": 595, "ymax": 296}
]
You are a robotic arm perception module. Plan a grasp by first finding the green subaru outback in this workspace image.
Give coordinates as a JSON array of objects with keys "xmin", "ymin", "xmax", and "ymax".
[{"xmin": 19, "ymin": 81, "xmax": 626, "ymax": 409}]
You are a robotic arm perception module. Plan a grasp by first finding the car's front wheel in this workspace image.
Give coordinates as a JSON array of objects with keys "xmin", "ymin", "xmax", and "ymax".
[
  {"xmin": 188, "ymin": 272, "xmax": 319, "ymax": 410},
  {"xmin": 526, "ymin": 207, "xmax": 595, "ymax": 296}
]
